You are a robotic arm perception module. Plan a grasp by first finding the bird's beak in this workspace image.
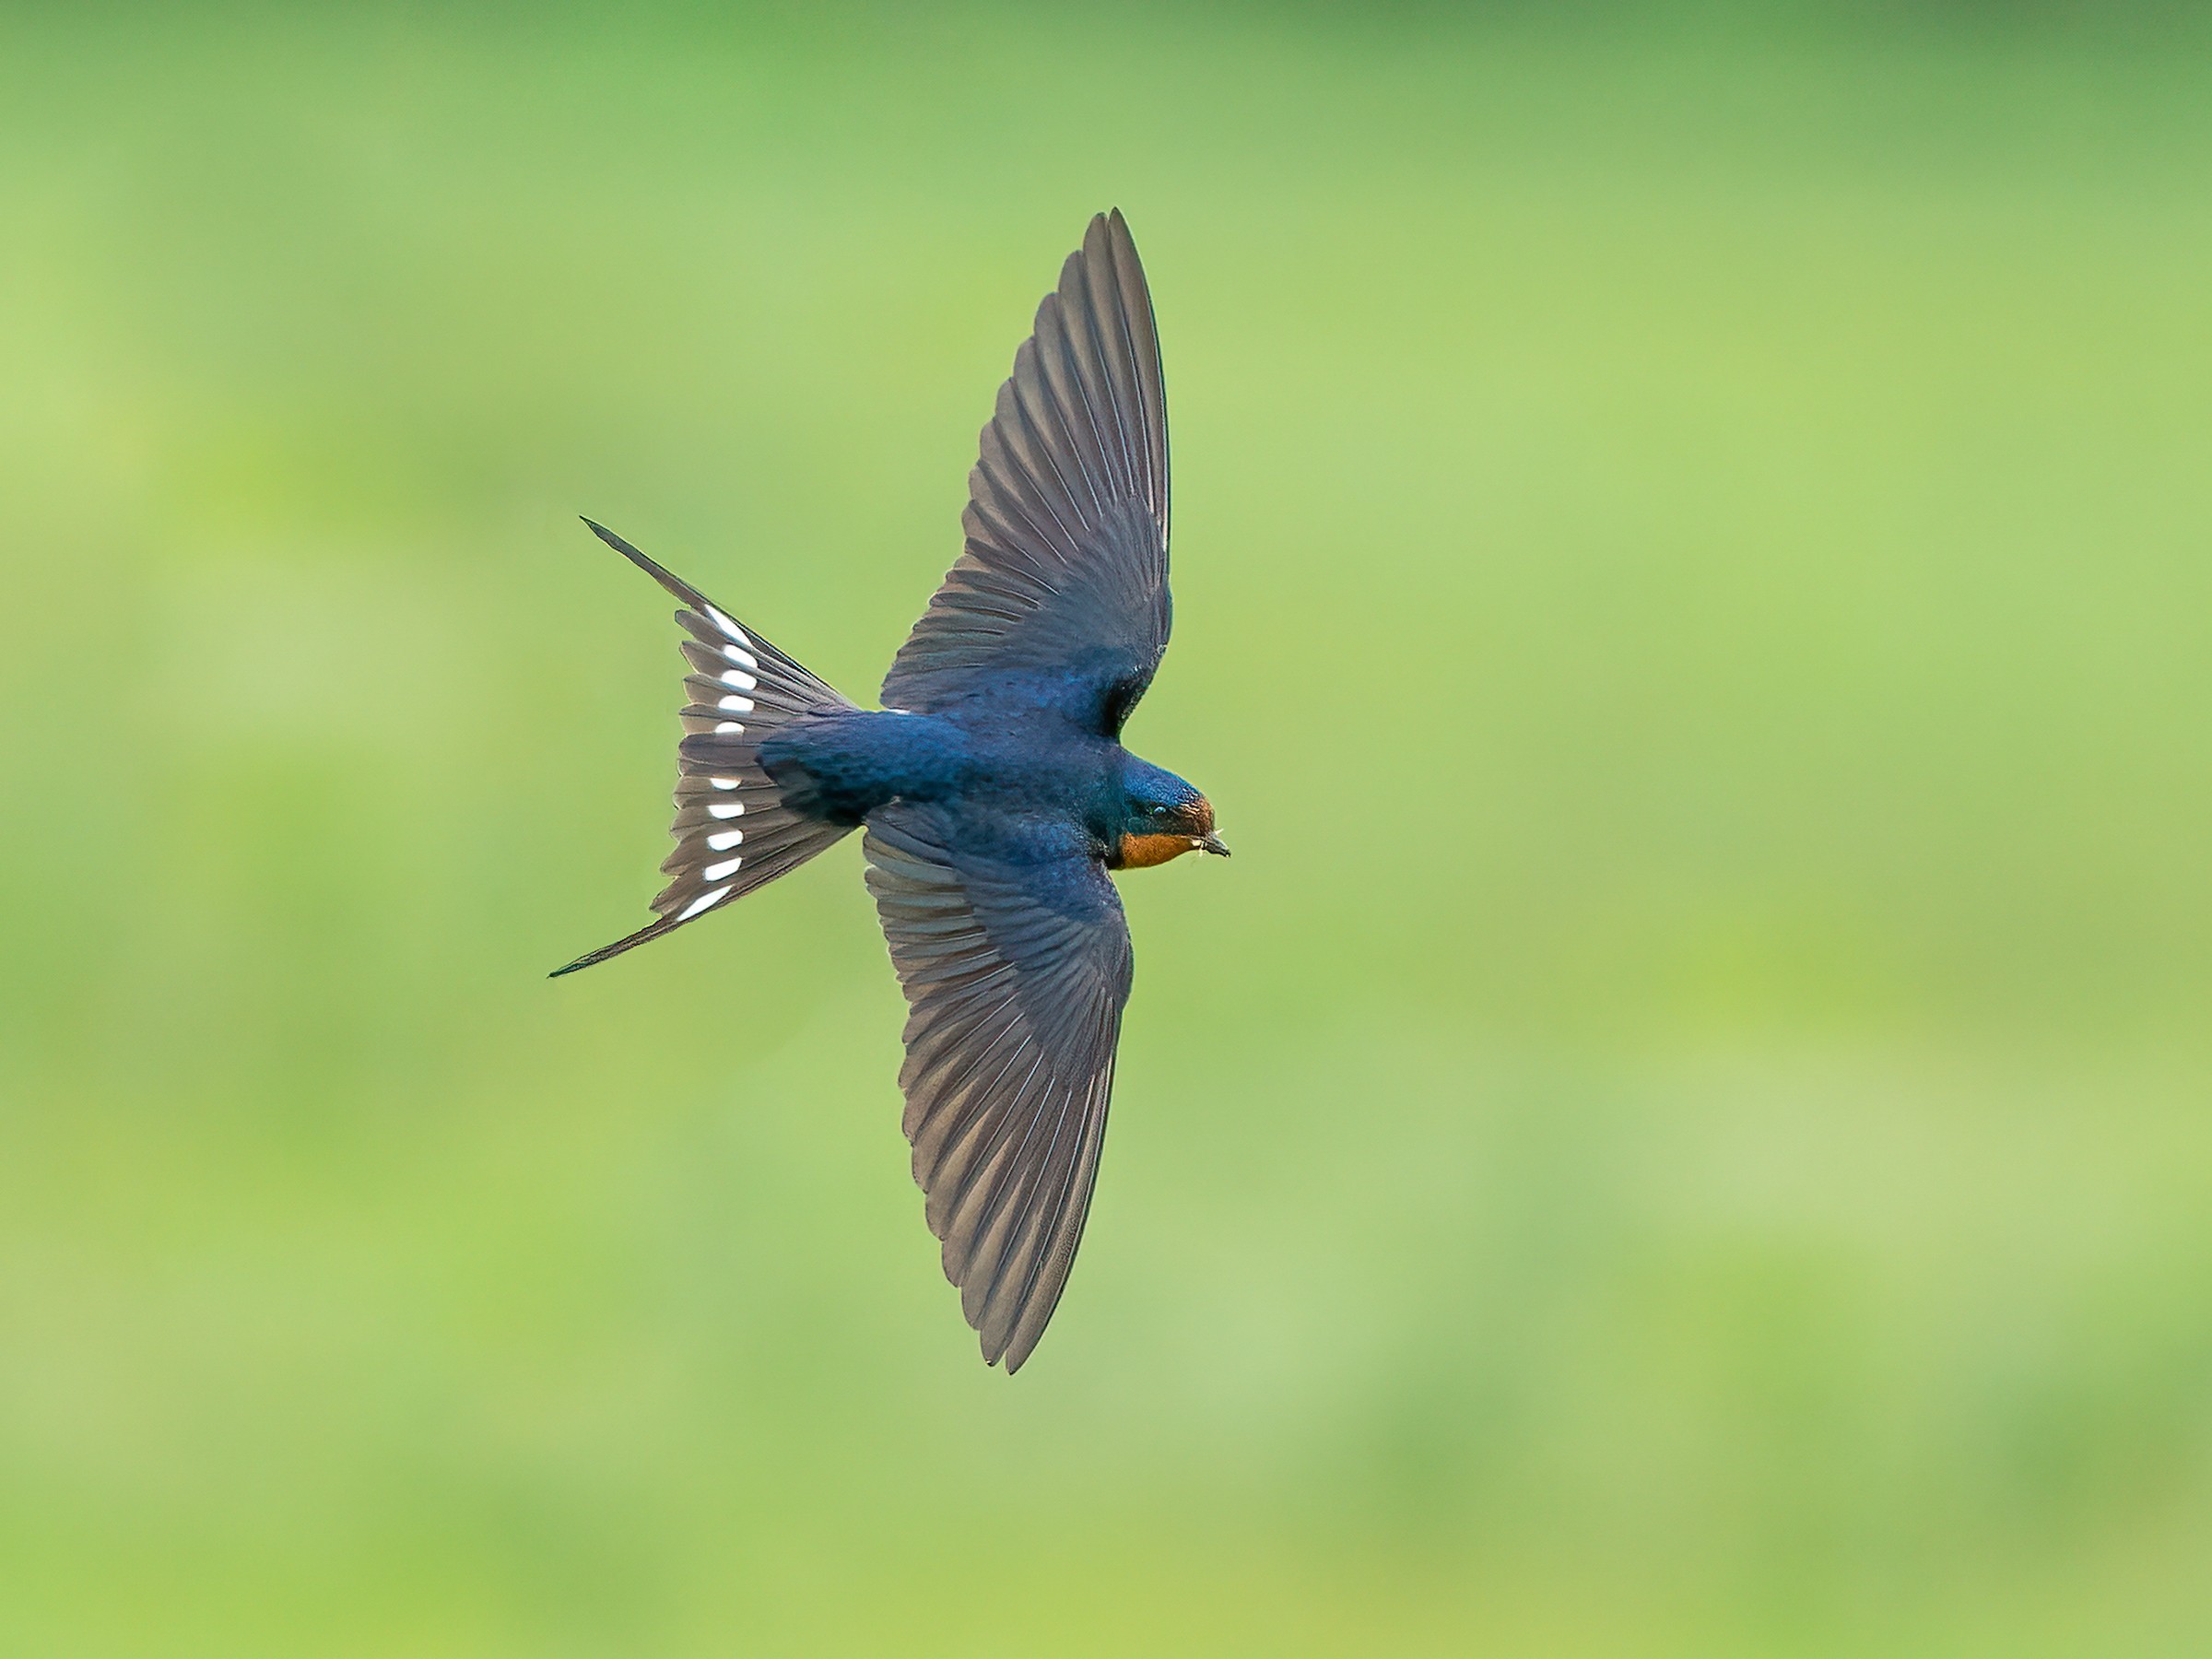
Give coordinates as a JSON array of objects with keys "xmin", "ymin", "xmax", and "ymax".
[{"xmin": 1197, "ymin": 832, "xmax": 1230, "ymax": 857}]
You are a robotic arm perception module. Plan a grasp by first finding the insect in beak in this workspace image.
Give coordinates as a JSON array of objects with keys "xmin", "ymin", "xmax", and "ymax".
[{"xmin": 1198, "ymin": 832, "xmax": 1230, "ymax": 857}]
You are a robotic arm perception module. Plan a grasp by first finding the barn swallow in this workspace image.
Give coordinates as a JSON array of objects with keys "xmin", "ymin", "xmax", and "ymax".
[{"xmin": 555, "ymin": 211, "xmax": 1222, "ymax": 1371}]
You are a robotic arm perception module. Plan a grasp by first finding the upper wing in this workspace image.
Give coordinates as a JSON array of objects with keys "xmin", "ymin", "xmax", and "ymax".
[
  {"xmin": 863, "ymin": 804, "xmax": 1135, "ymax": 1371},
  {"xmin": 881, "ymin": 209, "xmax": 1170, "ymax": 737}
]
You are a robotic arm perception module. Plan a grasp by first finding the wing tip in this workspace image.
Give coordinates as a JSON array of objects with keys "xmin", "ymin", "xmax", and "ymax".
[
  {"xmin": 985, "ymin": 1297, "xmax": 1054, "ymax": 1374},
  {"xmin": 1095, "ymin": 206, "xmax": 1137, "ymax": 260},
  {"xmin": 978, "ymin": 1324, "xmax": 1024, "ymax": 1373}
]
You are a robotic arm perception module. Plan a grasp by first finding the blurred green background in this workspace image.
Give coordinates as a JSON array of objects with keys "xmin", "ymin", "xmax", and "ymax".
[{"xmin": 6, "ymin": 3, "xmax": 2212, "ymax": 1653}]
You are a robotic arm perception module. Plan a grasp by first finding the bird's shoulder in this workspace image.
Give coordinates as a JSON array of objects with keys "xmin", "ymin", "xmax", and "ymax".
[{"xmin": 926, "ymin": 701, "xmax": 1116, "ymax": 777}]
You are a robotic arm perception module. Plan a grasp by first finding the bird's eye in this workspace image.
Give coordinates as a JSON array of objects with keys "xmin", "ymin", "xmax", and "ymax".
[{"xmin": 1148, "ymin": 803, "xmax": 1171, "ymax": 819}]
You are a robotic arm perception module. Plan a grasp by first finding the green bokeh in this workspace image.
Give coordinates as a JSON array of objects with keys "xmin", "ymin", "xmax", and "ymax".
[{"xmin": 6, "ymin": 5, "xmax": 2212, "ymax": 1653}]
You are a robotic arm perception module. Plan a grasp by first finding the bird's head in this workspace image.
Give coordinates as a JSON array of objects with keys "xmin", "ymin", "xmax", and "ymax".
[{"xmin": 1111, "ymin": 761, "xmax": 1229, "ymax": 869}]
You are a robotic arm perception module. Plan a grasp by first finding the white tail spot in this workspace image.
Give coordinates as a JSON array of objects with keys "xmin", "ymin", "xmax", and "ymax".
[
  {"xmin": 720, "ymin": 662, "xmax": 759, "ymax": 688},
  {"xmin": 677, "ymin": 887, "xmax": 730, "ymax": 921},
  {"xmin": 718, "ymin": 692, "xmax": 755, "ymax": 712},
  {"xmin": 710, "ymin": 776, "xmax": 740, "ymax": 790},
  {"xmin": 703, "ymin": 856, "xmax": 743, "ymax": 883},
  {"xmin": 713, "ymin": 721, "xmax": 744, "ymax": 734},
  {"xmin": 707, "ymin": 830, "xmax": 744, "ymax": 851},
  {"xmin": 708, "ymin": 803, "xmax": 744, "ymax": 820},
  {"xmin": 704, "ymin": 607, "xmax": 754, "ymax": 651}
]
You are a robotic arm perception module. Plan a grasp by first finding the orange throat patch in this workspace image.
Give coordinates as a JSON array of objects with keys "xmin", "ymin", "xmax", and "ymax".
[{"xmin": 1116, "ymin": 831, "xmax": 1196, "ymax": 869}]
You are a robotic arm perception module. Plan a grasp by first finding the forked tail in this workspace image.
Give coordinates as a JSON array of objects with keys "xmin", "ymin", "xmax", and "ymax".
[{"xmin": 552, "ymin": 520, "xmax": 859, "ymax": 976}]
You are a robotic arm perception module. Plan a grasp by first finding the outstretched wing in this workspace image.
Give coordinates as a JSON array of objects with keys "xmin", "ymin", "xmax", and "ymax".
[
  {"xmin": 882, "ymin": 209, "xmax": 1170, "ymax": 737},
  {"xmin": 863, "ymin": 804, "xmax": 1134, "ymax": 1371}
]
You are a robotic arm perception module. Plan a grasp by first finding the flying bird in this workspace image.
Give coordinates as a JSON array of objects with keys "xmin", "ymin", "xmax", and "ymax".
[{"xmin": 555, "ymin": 211, "xmax": 1224, "ymax": 1371}]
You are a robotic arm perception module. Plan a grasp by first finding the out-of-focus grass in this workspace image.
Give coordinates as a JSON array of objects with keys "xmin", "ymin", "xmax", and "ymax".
[{"xmin": 4, "ymin": 5, "xmax": 2212, "ymax": 1653}]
